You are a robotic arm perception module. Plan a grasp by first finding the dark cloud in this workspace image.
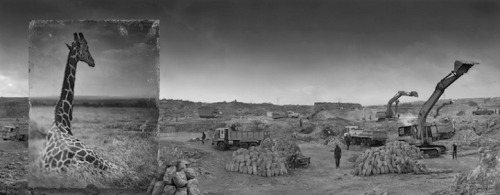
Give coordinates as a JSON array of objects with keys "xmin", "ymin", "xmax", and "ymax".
[
  {"xmin": 0, "ymin": 0, "xmax": 498, "ymax": 105},
  {"xmin": 160, "ymin": 0, "xmax": 500, "ymax": 105}
]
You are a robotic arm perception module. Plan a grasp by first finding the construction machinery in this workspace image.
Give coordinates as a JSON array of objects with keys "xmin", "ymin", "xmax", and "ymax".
[
  {"xmin": 434, "ymin": 118, "xmax": 456, "ymax": 140},
  {"xmin": 472, "ymin": 108, "xmax": 494, "ymax": 115},
  {"xmin": 212, "ymin": 127, "xmax": 270, "ymax": 150},
  {"xmin": 199, "ymin": 106, "xmax": 222, "ymax": 118},
  {"xmin": 376, "ymin": 91, "xmax": 419, "ymax": 122},
  {"xmin": 343, "ymin": 125, "xmax": 388, "ymax": 146},
  {"xmin": 397, "ymin": 60, "xmax": 478, "ymax": 157},
  {"xmin": 287, "ymin": 154, "xmax": 311, "ymax": 168},
  {"xmin": 269, "ymin": 111, "xmax": 300, "ymax": 119},
  {"xmin": 2, "ymin": 125, "xmax": 28, "ymax": 141},
  {"xmin": 434, "ymin": 100, "xmax": 453, "ymax": 118}
]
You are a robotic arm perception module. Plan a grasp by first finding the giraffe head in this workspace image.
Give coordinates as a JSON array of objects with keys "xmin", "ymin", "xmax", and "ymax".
[{"xmin": 65, "ymin": 32, "xmax": 95, "ymax": 67}]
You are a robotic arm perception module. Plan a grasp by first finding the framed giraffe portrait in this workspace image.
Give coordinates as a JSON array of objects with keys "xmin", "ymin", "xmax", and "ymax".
[{"xmin": 28, "ymin": 20, "xmax": 160, "ymax": 191}]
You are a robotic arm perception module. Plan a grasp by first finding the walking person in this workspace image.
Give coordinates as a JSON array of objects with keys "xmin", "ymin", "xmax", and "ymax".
[
  {"xmin": 452, "ymin": 143, "xmax": 457, "ymax": 160},
  {"xmin": 345, "ymin": 134, "xmax": 351, "ymax": 150},
  {"xmin": 201, "ymin": 131, "xmax": 206, "ymax": 145},
  {"xmin": 334, "ymin": 144, "xmax": 342, "ymax": 168}
]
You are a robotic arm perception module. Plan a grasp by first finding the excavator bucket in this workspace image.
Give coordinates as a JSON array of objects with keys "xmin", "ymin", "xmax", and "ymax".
[
  {"xmin": 454, "ymin": 60, "xmax": 479, "ymax": 75},
  {"xmin": 409, "ymin": 91, "xmax": 419, "ymax": 97}
]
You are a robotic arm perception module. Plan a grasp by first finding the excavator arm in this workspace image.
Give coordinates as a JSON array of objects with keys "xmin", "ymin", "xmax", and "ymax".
[
  {"xmin": 433, "ymin": 100, "xmax": 453, "ymax": 118},
  {"xmin": 419, "ymin": 60, "xmax": 478, "ymax": 145},
  {"xmin": 395, "ymin": 100, "xmax": 400, "ymax": 117},
  {"xmin": 385, "ymin": 91, "xmax": 419, "ymax": 118}
]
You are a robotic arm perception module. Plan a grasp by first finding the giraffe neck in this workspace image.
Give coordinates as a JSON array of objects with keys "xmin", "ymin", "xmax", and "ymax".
[{"xmin": 54, "ymin": 52, "xmax": 78, "ymax": 135}]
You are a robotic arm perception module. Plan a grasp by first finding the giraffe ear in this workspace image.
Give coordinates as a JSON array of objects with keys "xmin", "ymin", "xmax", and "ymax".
[{"xmin": 65, "ymin": 43, "xmax": 72, "ymax": 50}]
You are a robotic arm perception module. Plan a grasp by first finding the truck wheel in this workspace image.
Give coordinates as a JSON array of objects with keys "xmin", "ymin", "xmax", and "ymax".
[
  {"xmin": 249, "ymin": 143, "xmax": 258, "ymax": 148},
  {"xmin": 217, "ymin": 142, "xmax": 226, "ymax": 150},
  {"xmin": 240, "ymin": 143, "xmax": 249, "ymax": 149}
]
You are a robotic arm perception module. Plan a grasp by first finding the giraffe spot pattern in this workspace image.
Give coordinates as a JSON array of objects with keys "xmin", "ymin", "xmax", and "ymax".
[
  {"xmin": 42, "ymin": 35, "xmax": 117, "ymax": 173},
  {"xmin": 77, "ymin": 150, "xmax": 87, "ymax": 157},
  {"xmin": 43, "ymin": 125, "xmax": 117, "ymax": 173},
  {"xmin": 54, "ymin": 152, "xmax": 62, "ymax": 160}
]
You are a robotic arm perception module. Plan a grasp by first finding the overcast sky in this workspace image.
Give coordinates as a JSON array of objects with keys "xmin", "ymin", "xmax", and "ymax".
[
  {"xmin": 0, "ymin": 0, "xmax": 499, "ymax": 105},
  {"xmin": 29, "ymin": 20, "xmax": 159, "ymax": 98}
]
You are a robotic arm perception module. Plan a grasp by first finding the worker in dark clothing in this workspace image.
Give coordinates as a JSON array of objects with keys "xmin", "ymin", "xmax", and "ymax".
[
  {"xmin": 201, "ymin": 132, "xmax": 206, "ymax": 145},
  {"xmin": 334, "ymin": 144, "xmax": 342, "ymax": 168},
  {"xmin": 345, "ymin": 134, "xmax": 351, "ymax": 150},
  {"xmin": 452, "ymin": 143, "xmax": 457, "ymax": 160},
  {"xmin": 299, "ymin": 119, "xmax": 303, "ymax": 128}
]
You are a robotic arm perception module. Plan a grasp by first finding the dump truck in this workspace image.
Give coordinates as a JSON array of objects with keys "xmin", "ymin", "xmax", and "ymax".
[
  {"xmin": 349, "ymin": 129, "xmax": 388, "ymax": 146},
  {"xmin": 343, "ymin": 126, "xmax": 388, "ymax": 146},
  {"xmin": 212, "ymin": 127, "xmax": 270, "ymax": 150},
  {"xmin": 396, "ymin": 60, "xmax": 478, "ymax": 157},
  {"xmin": 472, "ymin": 108, "xmax": 494, "ymax": 115},
  {"xmin": 199, "ymin": 106, "xmax": 221, "ymax": 118},
  {"xmin": 271, "ymin": 112, "xmax": 288, "ymax": 119},
  {"xmin": 2, "ymin": 125, "xmax": 28, "ymax": 141}
]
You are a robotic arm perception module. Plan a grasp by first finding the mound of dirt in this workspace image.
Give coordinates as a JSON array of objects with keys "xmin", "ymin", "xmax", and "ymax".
[
  {"xmin": 451, "ymin": 129, "xmax": 480, "ymax": 143},
  {"xmin": 326, "ymin": 136, "xmax": 346, "ymax": 148},
  {"xmin": 260, "ymin": 137, "xmax": 302, "ymax": 158},
  {"xmin": 225, "ymin": 147, "xmax": 288, "ymax": 177},
  {"xmin": 452, "ymin": 150, "xmax": 500, "ymax": 195},
  {"xmin": 352, "ymin": 141, "xmax": 428, "ymax": 176}
]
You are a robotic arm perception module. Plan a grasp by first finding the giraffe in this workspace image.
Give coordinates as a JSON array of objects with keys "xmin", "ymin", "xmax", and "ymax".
[{"xmin": 42, "ymin": 32, "xmax": 118, "ymax": 173}]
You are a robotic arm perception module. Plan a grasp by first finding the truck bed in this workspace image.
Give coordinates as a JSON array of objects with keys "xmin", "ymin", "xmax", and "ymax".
[
  {"xmin": 351, "ymin": 130, "xmax": 387, "ymax": 141},
  {"xmin": 229, "ymin": 131, "xmax": 267, "ymax": 141}
]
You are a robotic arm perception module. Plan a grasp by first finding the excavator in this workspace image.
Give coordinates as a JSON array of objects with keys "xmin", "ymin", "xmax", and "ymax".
[
  {"xmin": 376, "ymin": 91, "xmax": 419, "ymax": 122},
  {"xmin": 434, "ymin": 100, "xmax": 454, "ymax": 118},
  {"xmin": 397, "ymin": 60, "xmax": 478, "ymax": 157}
]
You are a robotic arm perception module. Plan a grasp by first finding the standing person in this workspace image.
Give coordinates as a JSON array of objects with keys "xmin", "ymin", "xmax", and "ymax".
[
  {"xmin": 299, "ymin": 118, "xmax": 303, "ymax": 128},
  {"xmin": 334, "ymin": 144, "xmax": 342, "ymax": 168},
  {"xmin": 452, "ymin": 143, "xmax": 457, "ymax": 160},
  {"xmin": 201, "ymin": 131, "xmax": 206, "ymax": 145},
  {"xmin": 345, "ymin": 134, "xmax": 351, "ymax": 150}
]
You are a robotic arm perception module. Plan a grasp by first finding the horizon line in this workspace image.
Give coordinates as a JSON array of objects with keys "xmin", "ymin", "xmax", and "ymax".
[{"xmin": 159, "ymin": 96, "xmax": 500, "ymax": 107}]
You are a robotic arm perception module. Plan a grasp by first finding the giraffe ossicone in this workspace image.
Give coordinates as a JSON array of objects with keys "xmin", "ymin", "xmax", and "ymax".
[{"xmin": 42, "ymin": 32, "xmax": 119, "ymax": 173}]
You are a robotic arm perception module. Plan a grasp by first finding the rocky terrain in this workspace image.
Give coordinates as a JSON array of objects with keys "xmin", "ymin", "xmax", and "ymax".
[{"xmin": 158, "ymin": 97, "xmax": 500, "ymax": 195}]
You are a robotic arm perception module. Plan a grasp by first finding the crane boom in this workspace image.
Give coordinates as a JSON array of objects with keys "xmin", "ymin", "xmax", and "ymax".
[{"xmin": 418, "ymin": 60, "xmax": 478, "ymax": 145}]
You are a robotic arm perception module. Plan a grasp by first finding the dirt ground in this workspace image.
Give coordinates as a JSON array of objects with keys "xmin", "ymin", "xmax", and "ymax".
[
  {"xmin": 0, "ymin": 139, "xmax": 28, "ymax": 195},
  {"xmin": 159, "ymin": 132, "xmax": 480, "ymax": 195}
]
